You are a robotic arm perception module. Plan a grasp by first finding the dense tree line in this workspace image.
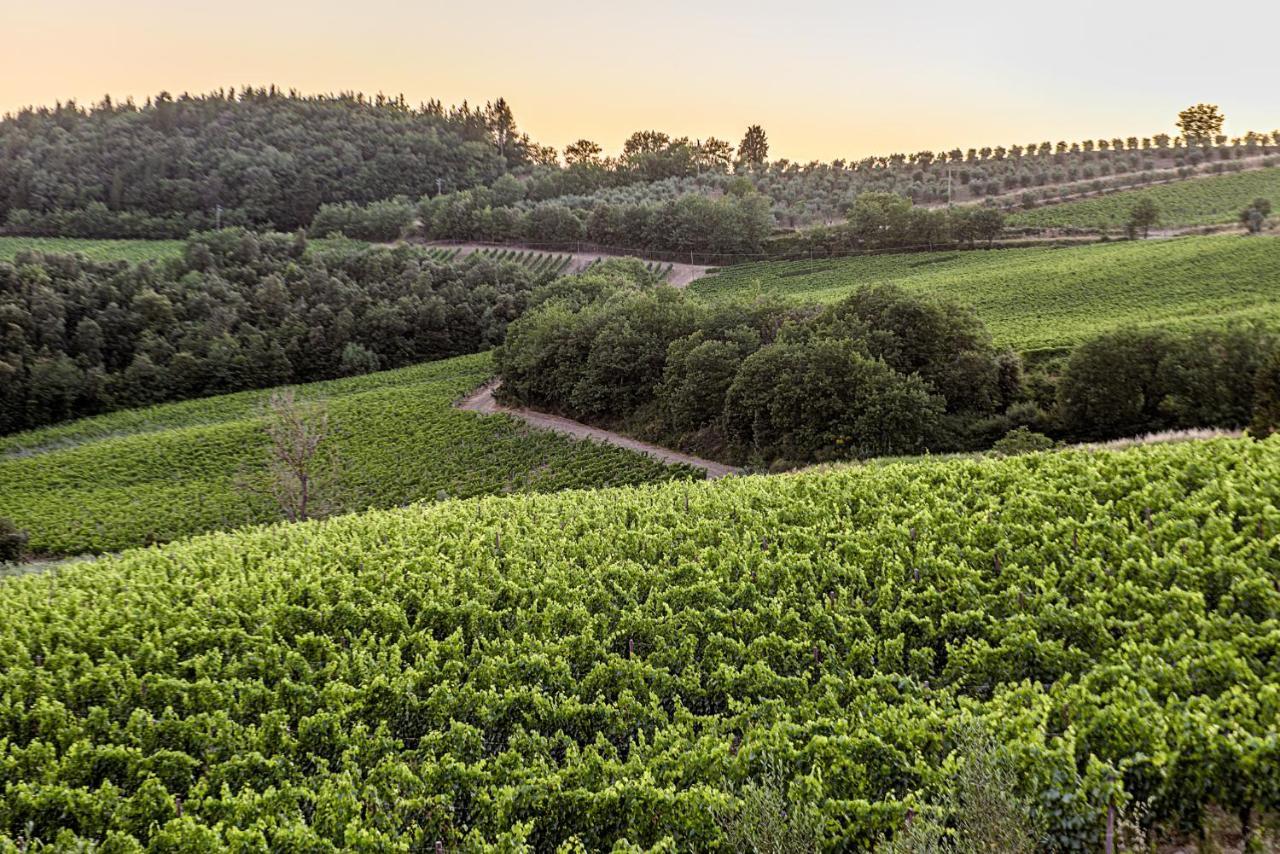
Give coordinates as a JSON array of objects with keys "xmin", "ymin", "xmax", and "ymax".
[
  {"xmin": 0, "ymin": 231, "xmax": 540, "ymax": 433},
  {"xmin": 497, "ymin": 262, "xmax": 1021, "ymax": 464},
  {"xmin": 0, "ymin": 88, "xmax": 544, "ymax": 238},
  {"xmin": 316, "ymin": 188, "xmax": 1002, "ymax": 260},
  {"xmin": 497, "ymin": 264, "xmax": 1280, "ymax": 467}
]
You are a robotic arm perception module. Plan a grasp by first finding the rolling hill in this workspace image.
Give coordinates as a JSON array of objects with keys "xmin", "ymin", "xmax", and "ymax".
[
  {"xmin": 2, "ymin": 437, "xmax": 1276, "ymax": 848},
  {"xmin": 0, "ymin": 353, "xmax": 696, "ymax": 556},
  {"xmin": 1008, "ymin": 166, "xmax": 1280, "ymax": 230},
  {"xmin": 690, "ymin": 235, "xmax": 1280, "ymax": 352}
]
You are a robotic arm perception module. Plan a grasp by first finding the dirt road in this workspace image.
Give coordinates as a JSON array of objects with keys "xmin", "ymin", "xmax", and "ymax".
[{"xmin": 457, "ymin": 382, "xmax": 740, "ymax": 478}]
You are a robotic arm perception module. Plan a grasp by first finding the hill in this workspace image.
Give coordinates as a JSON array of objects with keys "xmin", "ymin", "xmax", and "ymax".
[
  {"xmin": 0, "ymin": 353, "xmax": 696, "ymax": 556},
  {"xmin": 1, "ymin": 437, "xmax": 1277, "ymax": 848},
  {"xmin": 1008, "ymin": 166, "xmax": 1280, "ymax": 230},
  {"xmin": 689, "ymin": 235, "xmax": 1280, "ymax": 352},
  {"xmin": 0, "ymin": 88, "xmax": 529, "ymax": 237}
]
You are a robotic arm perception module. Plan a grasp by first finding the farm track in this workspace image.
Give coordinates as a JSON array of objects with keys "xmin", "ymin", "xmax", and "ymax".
[{"xmin": 457, "ymin": 381, "xmax": 740, "ymax": 479}]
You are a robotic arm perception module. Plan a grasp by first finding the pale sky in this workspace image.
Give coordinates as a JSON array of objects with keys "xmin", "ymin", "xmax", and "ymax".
[{"xmin": 3, "ymin": 0, "xmax": 1278, "ymax": 162}]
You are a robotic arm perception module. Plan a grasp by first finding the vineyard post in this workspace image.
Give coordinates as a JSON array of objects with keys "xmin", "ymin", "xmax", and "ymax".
[{"xmin": 1105, "ymin": 794, "xmax": 1115, "ymax": 854}]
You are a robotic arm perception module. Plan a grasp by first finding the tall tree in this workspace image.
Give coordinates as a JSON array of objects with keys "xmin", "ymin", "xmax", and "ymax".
[
  {"xmin": 564, "ymin": 139, "xmax": 604, "ymax": 166},
  {"xmin": 1128, "ymin": 197, "xmax": 1160, "ymax": 238},
  {"xmin": 1177, "ymin": 104, "xmax": 1225, "ymax": 146},
  {"xmin": 485, "ymin": 98, "xmax": 519, "ymax": 162},
  {"xmin": 738, "ymin": 125, "xmax": 769, "ymax": 167}
]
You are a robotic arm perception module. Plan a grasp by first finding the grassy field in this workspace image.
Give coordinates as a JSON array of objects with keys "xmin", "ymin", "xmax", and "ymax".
[
  {"xmin": 2, "ymin": 436, "xmax": 1276, "ymax": 848},
  {"xmin": 0, "ymin": 236, "xmax": 186, "ymax": 262},
  {"xmin": 691, "ymin": 234, "xmax": 1280, "ymax": 352},
  {"xmin": 0, "ymin": 353, "xmax": 696, "ymax": 556},
  {"xmin": 1007, "ymin": 166, "xmax": 1280, "ymax": 230}
]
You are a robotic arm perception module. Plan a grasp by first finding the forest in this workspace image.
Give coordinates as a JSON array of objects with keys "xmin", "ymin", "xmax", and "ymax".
[{"xmin": 0, "ymin": 231, "xmax": 541, "ymax": 432}]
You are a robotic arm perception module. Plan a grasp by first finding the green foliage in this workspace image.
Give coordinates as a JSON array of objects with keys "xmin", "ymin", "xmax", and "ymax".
[
  {"xmin": 1241, "ymin": 197, "xmax": 1273, "ymax": 234},
  {"xmin": 716, "ymin": 761, "xmax": 822, "ymax": 853},
  {"xmin": 689, "ymin": 236, "xmax": 1280, "ymax": 352},
  {"xmin": 0, "ymin": 237, "xmax": 184, "ymax": 263},
  {"xmin": 1127, "ymin": 197, "xmax": 1160, "ymax": 238},
  {"xmin": 0, "ymin": 89, "xmax": 518, "ymax": 235},
  {"xmin": 1250, "ymin": 347, "xmax": 1280, "ymax": 438},
  {"xmin": 723, "ymin": 340, "xmax": 944, "ymax": 461},
  {"xmin": 2, "ymin": 438, "xmax": 1279, "ymax": 849},
  {"xmin": 0, "ymin": 353, "xmax": 696, "ymax": 555},
  {"xmin": 0, "ymin": 231, "xmax": 540, "ymax": 433},
  {"xmin": 309, "ymin": 197, "xmax": 416, "ymax": 241},
  {"xmin": 1007, "ymin": 167, "xmax": 1280, "ymax": 229},
  {"xmin": 499, "ymin": 276, "xmax": 1003, "ymax": 466},
  {"xmin": 991, "ymin": 427, "xmax": 1056, "ymax": 456},
  {"xmin": 1056, "ymin": 326, "xmax": 1272, "ymax": 439}
]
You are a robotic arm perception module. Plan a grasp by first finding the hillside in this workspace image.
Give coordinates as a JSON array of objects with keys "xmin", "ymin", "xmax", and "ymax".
[
  {"xmin": 1008, "ymin": 166, "xmax": 1280, "ymax": 230},
  {"xmin": 2, "ymin": 437, "xmax": 1277, "ymax": 849},
  {"xmin": 689, "ymin": 235, "xmax": 1280, "ymax": 352},
  {"xmin": 0, "ymin": 353, "xmax": 696, "ymax": 556},
  {"xmin": 0, "ymin": 89, "xmax": 536, "ymax": 237}
]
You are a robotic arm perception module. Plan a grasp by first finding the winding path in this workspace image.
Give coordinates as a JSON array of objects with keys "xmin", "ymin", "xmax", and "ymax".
[{"xmin": 457, "ymin": 382, "xmax": 740, "ymax": 479}]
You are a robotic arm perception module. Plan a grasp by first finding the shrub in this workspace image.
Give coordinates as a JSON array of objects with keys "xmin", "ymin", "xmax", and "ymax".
[{"xmin": 991, "ymin": 426, "xmax": 1056, "ymax": 456}]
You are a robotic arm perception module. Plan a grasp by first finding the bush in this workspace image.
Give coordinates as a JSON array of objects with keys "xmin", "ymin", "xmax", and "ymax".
[
  {"xmin": 0, "ymin": 517, "xmax": 27, "ymax": 562},
  {"xmin": 991, "ymin": 426, "xmax": 1056, "ymax": 456}
]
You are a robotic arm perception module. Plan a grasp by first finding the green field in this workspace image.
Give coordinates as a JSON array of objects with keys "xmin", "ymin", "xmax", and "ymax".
[
  {"xmin": 1007, "ymin": 167, "xmax": 1280, "ymax": 230},
  {"xmin": 2, "ymin": 436, "xmax": 1277, "ymax": 849},
  {"xmin": 691, "ymin": 235, "xmax": 1280, "ymax": 352},
  {"xmin": 0, "ymin": 236, "xmax": 186, "ymax": 262},
  {"xmin": 0, "ymin": 353, "xmax": 695, "ymax": 556}
]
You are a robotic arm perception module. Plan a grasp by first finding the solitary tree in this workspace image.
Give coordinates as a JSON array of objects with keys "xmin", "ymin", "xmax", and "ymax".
[
  {"xmin": 564, "ymin": 139, "xmax": 603, "ymax": 166},
  {"xmin": 1177, "ymin": 104, "xmax": 1225, "ymax": 147},
  {"xmin": 738, "ymin": 125, "xmax": 769, "ymax": 167},
  {"xmin": 1240, "ymin": 198, "xmax": 1272, "ymax": 234},
  {"xmin": 261, "ymin": 390, "xmax": 340, "ymax": 523},
  {"xmin": 1128, "ymin": 197, "xmax": 1160, "ymax": 238}
]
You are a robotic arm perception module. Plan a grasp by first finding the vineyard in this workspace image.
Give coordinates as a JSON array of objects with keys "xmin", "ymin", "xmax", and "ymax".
[
  {"xmin": 0, "ymin": 237, "xmax": 185, "ymax": 263},
  {"xmin": 578, "ymin": 256, "xmax": 676, "ymax": 279},
  {"xmin": 1, "ymin": 437, "xmax": 1277, "ymax": 849},
  {"xmin": 0, "ymin": 353, "xmax": 696, "ymax": 556},
  {"xmin": 1008, "ymin": 166, "xmax": 1280, "ymax": 230},
  {"xmin": 464, "ymin": 247, "xmax": 574, "ymax": 275},
  {"xmin": 690, "ymin": 235, "xmax": 1280, "ymax": 352}
]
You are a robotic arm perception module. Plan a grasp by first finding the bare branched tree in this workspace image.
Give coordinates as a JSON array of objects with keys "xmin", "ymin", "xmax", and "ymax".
[{"xmin": 262, "ymin": 390, "xmax": 340, "ymax": 523}]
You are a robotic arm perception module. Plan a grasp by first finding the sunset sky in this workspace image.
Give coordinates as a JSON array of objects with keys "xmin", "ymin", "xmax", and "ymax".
[{"xmin": 4, "ymin": 0, "xmax": 1278, "ymax": 162}]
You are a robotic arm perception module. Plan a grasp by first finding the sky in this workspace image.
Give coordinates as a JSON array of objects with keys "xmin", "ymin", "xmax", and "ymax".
[{"xmin": 3, "ymin": 0, "xmax": 1278, "ymax": 162}]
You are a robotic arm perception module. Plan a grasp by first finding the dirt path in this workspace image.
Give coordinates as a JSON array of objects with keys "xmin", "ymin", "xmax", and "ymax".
[
  {"xmin": 428, "ymin": 242, "xmax": 711, "ymax": 289},
  {"xmin": 457, "ymin": 381, "xmax": 740, "ymax": 478}
]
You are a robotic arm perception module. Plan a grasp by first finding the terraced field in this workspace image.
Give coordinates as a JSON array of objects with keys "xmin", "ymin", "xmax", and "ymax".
[
  {"xmin": 1008, "ymin": 166, "xmax": 1280, "ymax": 230},
  {"xmin": 2, "ymin": 437, "xmax": 1277, "ymax": 849},
  {"xmin": 0, "ymin": 353, "xmax": 697, "ymax": 556},
  {"xmin": 691, "ymin": 235, "xmax": 1280, "ymax": 352}
]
